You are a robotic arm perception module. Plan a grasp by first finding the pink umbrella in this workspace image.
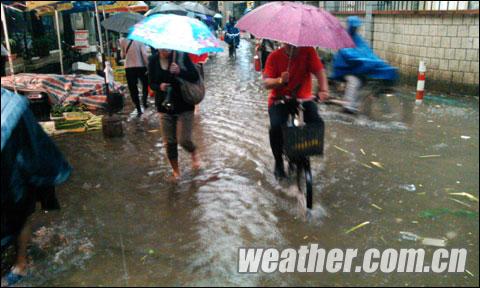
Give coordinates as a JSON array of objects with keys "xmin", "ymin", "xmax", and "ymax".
[{"xmin": 236, "ymin": 1, "xmax": 354, "ymax": 49}]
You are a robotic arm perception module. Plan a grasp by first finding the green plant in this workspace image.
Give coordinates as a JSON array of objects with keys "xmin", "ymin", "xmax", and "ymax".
[{"xmin": 8, "ymin": 39, "xmax": 16, "ymax": 52}]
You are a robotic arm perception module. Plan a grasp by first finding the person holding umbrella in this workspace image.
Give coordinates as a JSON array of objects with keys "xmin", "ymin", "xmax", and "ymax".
[
  {"xmin": 263, "ymin": 44, "xmax": 329, "ymax": 178},
  {"xmin": 148, "ymin": 49, "xmax": 200, "ymax": 181},
  {"xmin": 236, "ymin": 2, "xmax": 355, "ymax": 179},
  {"xmin": 128, "ymin": 14, "xmax": 223, "ymax": 181}
]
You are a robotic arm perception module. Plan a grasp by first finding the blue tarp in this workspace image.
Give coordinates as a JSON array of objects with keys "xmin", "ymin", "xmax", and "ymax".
[{"xmin": 332, "ymin": 16, "xmax": 398, "ymax": 81}]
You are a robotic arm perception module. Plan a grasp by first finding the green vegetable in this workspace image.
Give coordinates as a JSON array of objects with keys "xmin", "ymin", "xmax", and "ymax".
[
  {"xmin": 55, "ymin": 120, "xmax": 86, "ymax": 130},
  {"xmin": 420, "ymin": 208, "xmax": 478, "ymax": 219}
]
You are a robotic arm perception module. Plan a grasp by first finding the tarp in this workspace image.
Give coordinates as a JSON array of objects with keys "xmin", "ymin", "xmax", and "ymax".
[{"xmin": 1, "ymin": 73, "xmax": 126, "ymax": 110}]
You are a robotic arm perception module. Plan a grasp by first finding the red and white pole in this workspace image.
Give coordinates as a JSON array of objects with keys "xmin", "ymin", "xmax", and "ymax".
[{"xmin": 416, "ymin": 61, "xmax": 426, "ymax": 105}]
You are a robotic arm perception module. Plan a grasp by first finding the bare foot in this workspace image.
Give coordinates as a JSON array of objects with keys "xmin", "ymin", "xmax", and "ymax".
[
  {"xmin": 192, "ymin": 153, "xmax": 201, "ymax": 170},
  {"xmin": 11, "ymin": 264, "xmax": 28, "ymax": 276},
  {"xmin": 168, "ymin": 173, "xmax": 181, "ymax": 183}
]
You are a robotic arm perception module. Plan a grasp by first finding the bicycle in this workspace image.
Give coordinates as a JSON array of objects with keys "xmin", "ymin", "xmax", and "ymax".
[
  {"xmin": 327, "ymin": 78, "xmax": 397, "ymax": 115},
  {"xmin": 279, "ymin": 85, "xmax": 325, "ymax": 210}
]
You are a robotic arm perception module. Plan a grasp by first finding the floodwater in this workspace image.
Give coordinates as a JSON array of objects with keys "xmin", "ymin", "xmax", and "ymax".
[{"xmin": 7, "ymin": 39, "xmax": 479, "ymax": 286}]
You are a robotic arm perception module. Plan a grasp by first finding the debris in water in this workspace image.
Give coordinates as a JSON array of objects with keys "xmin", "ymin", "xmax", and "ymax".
[
  {"xmin": 82, "ymin": 182, "xmax": 92, "ymax": 190},
  {"xmin": 446, "ymin": 231, "xmax": 458, "ymax": 240},
  {"xmin": 148, "ymin": 249, "xmax": 155, "ymax": 255},
  {"xmin": 148, "ymin": 129, "xmax": 159, "ymax": 133},
  {"xmin": 399, "ymin": 231, "xmax": 447, "ymax": 247},
  {"xmin": 465, "ymin": 269, "xmax": 475, "ymax": 277},
  {"xmin": 345, "ymin": 221, "xmax": 370, "ymax": 234},
  {"xmin": 460, "ymin": 135, "xmax": 471, "ymax": 140},
  {"xmin": 400, "ymin": 184, "xmax": 417, "ymax": 192},
  {"xmin": 360, "ymin": 149, "xmax": 366, "ymax": 156},
  {"xmin": 370, "ymin": 162, "xmax": 384, "ymax": 169},
  {"xmin": 360, "ymin": 162, "xmax": 373, "ymax": 169},
  {"xmin": 334, "ymin": 145, "xmax": 350, "ymax": 154},
  {"xmin": 420, "ymin": 208, "xmax": 478, "ymax": 219},
  {"xmin": 303, "ymin": 236, "xmax": 308, "ymax": 240},
  {"xmin": 421, "ymin": 237, "xmax": 447, "ymax": 247},
  {"xmin": 449, "ymin": 198, "xmax": 472, "ymax": 208},
  {"xmin": 449, "ymin": 192, "xmax": 479, "ymax": 202},
  {"xmin": 371, "ymin": 203, "xmax": 383, "ymax": 210},
  {"xmin": 419, "ymin": 155, "xmax": 441, "ymax": 158}
]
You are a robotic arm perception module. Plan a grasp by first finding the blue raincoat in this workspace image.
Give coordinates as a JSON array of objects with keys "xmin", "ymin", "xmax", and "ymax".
[
  {"xmin": 331, "ymin": 16, "xmax": 398, "ymax": 81},
  {"xmin": 1, "ymin": 88, "xmax": 71, "ymax": 250},
  {"xmin": 224, "ymin": 22, "xmax": 240, "ymax": 46}
]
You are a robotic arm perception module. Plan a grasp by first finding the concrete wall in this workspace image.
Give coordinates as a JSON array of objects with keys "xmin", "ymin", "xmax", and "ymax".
[{"xmin": 335, "ymin": 12, "xmax": 479, "ymax": 95}]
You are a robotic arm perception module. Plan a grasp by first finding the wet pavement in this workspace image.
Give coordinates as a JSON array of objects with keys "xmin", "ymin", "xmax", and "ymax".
[{"xmin": 6, "ymin": 39, "xmax": 479, "ymax": 286}]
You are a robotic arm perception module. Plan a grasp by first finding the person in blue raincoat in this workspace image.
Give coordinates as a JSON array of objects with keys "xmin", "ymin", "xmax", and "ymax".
[
  {"xmin": 331, "ymin": 16, "xmax": 398, "ymax": 114},
  {"xmin": 224, "ymin": 16, "xmax": 240, "ymax": 56},
  {"xmin": 1, "ymin": 88, "xmax": 71, "ymax": 286}
]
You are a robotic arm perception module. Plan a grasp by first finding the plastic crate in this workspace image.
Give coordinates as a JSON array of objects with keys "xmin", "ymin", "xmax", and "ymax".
[{"xmin": 282, "ymin": 122, "xmax": 324, "ymax": 159}]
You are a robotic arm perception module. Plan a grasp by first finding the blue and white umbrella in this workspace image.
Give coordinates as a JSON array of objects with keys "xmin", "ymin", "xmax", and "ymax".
[{"xmin": 128, "ymin": 14, "xmax": 223, "ymax": 55}]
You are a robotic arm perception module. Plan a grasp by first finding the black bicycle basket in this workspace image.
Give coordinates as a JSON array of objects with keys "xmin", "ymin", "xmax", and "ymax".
[{"xmin": 282, "ymin": 122, "xmax": 324, "ymax": 159}]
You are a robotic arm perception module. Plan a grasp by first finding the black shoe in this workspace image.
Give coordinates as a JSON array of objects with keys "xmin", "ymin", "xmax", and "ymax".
[
  {"xmin": 136, "ymin": 109, "xmax": 143, "ymax": 117},
  {"xmin": 274, "ymin": 161, "xmax": 287, "ymax": 180}
]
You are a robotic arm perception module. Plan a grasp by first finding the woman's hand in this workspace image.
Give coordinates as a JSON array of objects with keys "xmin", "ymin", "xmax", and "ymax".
[
  {"xmin": 160, "ymin": 83, "xmax": 170, "ymax": 92},
  {"xmin": 169, "ymin": 63, "xmax": 180, "ymax": 75}
]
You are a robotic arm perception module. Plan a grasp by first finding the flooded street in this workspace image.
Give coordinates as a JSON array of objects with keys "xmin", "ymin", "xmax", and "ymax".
[{"xmin": 15, "ymin": 39, "xmax": 479, "ymax": 286}]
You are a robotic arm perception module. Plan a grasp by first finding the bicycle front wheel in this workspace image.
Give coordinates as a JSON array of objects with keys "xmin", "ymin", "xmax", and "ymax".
[{"xmin": 297, "ymin": 160, "xmax": 313, "ymax": 209}]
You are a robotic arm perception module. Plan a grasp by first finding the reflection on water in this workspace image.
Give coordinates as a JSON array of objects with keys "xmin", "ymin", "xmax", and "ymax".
[{"xmin": 13, "ymin": 39, "xmax": 479, "ymax": 286}]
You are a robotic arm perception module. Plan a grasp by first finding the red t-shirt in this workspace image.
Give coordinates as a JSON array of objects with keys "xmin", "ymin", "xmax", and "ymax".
[{"xmin": 263, "ymin": 47, "xmax": 324, "ymax": 107}]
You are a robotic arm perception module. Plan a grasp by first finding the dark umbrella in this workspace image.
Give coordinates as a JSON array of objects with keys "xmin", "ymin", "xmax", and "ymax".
[
  {"xmin": 101, "ymin": 12, "xmax": 145, "ymax": 34},
  {"xmin": 145, "ymin": 2, "xmax": 188, "ymax": 17},
  {"xmin": 180, "ymin": 1, "xmax": 215, "ymax": 16}
]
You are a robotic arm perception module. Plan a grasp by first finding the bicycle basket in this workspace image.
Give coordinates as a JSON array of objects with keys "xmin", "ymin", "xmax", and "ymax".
[{"xmin": 282, "ymin": 122, "xmax": 324, "ymax": 159}]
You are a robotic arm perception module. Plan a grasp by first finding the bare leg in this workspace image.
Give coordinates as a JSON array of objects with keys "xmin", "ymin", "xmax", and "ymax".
[
  {"xmin": 178, "ymin": 111, "xmax": 200, "ymax": 170},
  {"xmin": 168, "ymin": 159, "xmax": 181, "ymax": 181},
  {"xmin": 13, "ymin": 223, "xmax": 31, "ymax": 275},
  {"xmin": 191, "ymin": 151, "xmax": 201, "ymax": 171},
  {"xmin": 160, "ymin": 113, "xmax": 181, "ymax": 181}
]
